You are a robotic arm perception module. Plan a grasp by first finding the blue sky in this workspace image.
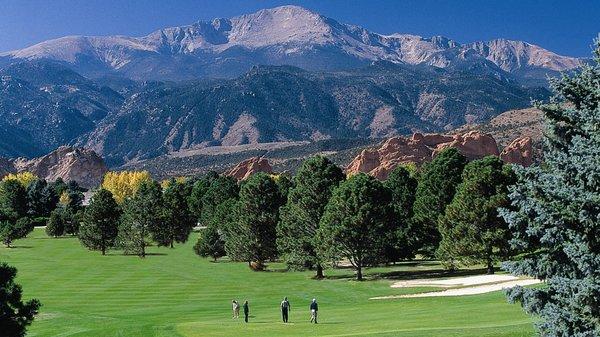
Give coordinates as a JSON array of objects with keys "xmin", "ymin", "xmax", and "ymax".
[{"xmin": 1, "ymin": 0, "xmax": 598, "ymax": 57}]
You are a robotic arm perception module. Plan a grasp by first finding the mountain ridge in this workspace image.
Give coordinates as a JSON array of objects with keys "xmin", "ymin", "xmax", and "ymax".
[{"xmin": 0, "ymin": 5, "xmax": 582, "ymax": 81}]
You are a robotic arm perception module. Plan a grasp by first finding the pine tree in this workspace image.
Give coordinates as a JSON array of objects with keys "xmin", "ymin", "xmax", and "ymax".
[
  {"xmin": 194, "ymin": 225, "xmax": 226, "ymax": 262},
  {"xmin": 412, "ymin": 148, "xmax": 467, "ymax": 256},
  {"xmin": 229, "ymin": 173, "xmax": 283, "ymax": 269},
  {"xmin": 317, "ymin": 173, "xmax": 395, "ymax": 280},
  {"xmin": 500, "ymin": 40, "xmax": 600, "ymax": 336},
  {"xmin": 118, "ymin": 180, "xmax": 164, "ymax": 257},
  {"xmin": 0, "ymin": 263, "xmax": 41, "ymax": 337},
  {"xmin": 154, "ymin": 179, "xmax": 195, "ymax": 248},
  {"xmin": 383, "ymin": 166, "xmax": 418, "ymax": 263},
  {"xmin": 0, "ymin": 179, "xmax": 28, "ymax": 219},
  {"xmin": 188, "ymin": 173, "xmax": 215, "ymax": 221},
  {"xmin": 26, "ymin": 179, "xmax": 58, "ymax": 218},
  {"xmin": 0, "ymin": 218, "xmax": 34, "ymax": 248},
  {"xmin": 277, "ymin": 156, "xmax": 344, "ymax": 277},
  {"xmin": 79, "ymin": 189, "xmax": 120, "ymax": 255},
  {"xmin": 437, "ymin": 156, "xmax": 515, "ymax": 273},
  {"xmin": 45, "ymin": 209, "xmax": 65, "ymax": 238}
]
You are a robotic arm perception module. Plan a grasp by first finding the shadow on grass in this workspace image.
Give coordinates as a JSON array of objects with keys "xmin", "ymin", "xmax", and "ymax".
[{"xmin": 324, "ymin": 264, "xmax": 490, "ymax": 282}]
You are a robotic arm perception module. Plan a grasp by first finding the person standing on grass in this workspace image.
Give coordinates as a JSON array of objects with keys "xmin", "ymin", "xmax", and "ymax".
[
  {"xmin": 309, "ymin": 298, "xmax": 318, "ymax": 324},
  {"xmin": 243, "ymin": 300, "xmax": 249, "ymax": 323},
  {"xmin": 281, "ymin": 297, "xmax": 291, "ymax": 323},
  {"xmin": 232, "ymin": 300, "xmax": 240, "ymax": 319}
]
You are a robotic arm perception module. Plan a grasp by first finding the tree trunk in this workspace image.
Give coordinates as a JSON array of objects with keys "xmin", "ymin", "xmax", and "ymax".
[
  {"xmin": 356, "ymin": 265, "xmax": 363, "ymax": 281},
  {"xmin": 486, "ymin": 245, "xmax": 494, "ymax": 274},
  {"xmin": 101, "ymin": 246, "xmax": 106, "ymax": 255},
  {"xmin": 315, "ymin": 264, "xmax": 324, "ymax": 279},
  {"xmin": 170, "ymin": 241, "xmax": 174, "ymax": 249}
]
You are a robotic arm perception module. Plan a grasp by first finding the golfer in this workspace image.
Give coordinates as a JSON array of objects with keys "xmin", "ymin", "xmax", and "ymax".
[
  {"xmin": 310, "ymin": 298, "xmax": 318, "ymax": 324},
  {"xmin": 281, "ymin": 297, "xmax": 291, "ymax": 323},
  {"xmin": 232, "ymin": 300, "xmax": 240, "ymax": 319},
  {"xmin": 243, "ymin": 300, "xmax": 249, "ymax": 323}
]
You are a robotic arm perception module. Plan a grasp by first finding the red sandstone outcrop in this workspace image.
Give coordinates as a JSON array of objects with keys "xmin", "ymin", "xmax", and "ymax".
[
  {"xmin": 225, "ymin": 156, "xmax": 273, "ymax": 180},
  {"xmin": 347, "ymin": 131, "xmax": 528, "ymax": 179},
  {"xmin": 433, "ymin": 131, "xmax": 499, "ymax": 159},
  {"xmin": 500, "ymin": 137, "xmax": 533, "ymax": 167},
  {"xmin": 346, "ymin": 133, "xmax": 437, "ymax": 180},
  {"xmin": 10, "ymin": 146, "xmax": 108, "ymax": 188}
]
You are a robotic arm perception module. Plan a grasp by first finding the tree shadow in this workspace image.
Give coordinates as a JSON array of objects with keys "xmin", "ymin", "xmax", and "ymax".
[
  {"xmin": 3, "ymin": 245, "xmax": 34, "ymax": 249},
  {"xmin": 324, "ymin": 265, "xmax": 489, "ymax": 281}
]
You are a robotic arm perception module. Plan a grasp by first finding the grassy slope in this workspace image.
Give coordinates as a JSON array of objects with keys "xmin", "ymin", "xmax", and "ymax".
[{"xmin": 0, "ymin": 229, "xmax": 535, "ymax": 337}]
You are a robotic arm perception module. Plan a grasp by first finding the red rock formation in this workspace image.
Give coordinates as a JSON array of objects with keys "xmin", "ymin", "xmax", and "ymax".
[
  {"xmin": 433, "ymin": 131, "xmax": 499, "ymax": 159},
  {"xmin": 500, "ymin": 137, "xmax": 533, "ymax": 167},
  {"xmin": 225, "ymin": 157, "xmax": 273, "ymax": 180},
  {"xmin": 347, "ymin": 133, "xmax": 452, "ymax": 180},
  {"xmin": 347, "ymin": 131, "xmax": 514, "ymax": 179},
  {"xmin": 11, "ymin": 146, "xmax": 108, "ymax": 188}
]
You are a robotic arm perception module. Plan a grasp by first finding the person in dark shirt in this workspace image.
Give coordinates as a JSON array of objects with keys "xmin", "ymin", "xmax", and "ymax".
[
  {"xmin": 243, "ymin": 300, "xmax": 249, "ymax": 323},
  {"xmin": 280, "ymin": 297, "xmax": 291, "ymax": 323},
  {"xmin": 309, "ymin": 298, "xmax": 318, "ymax": 324}
]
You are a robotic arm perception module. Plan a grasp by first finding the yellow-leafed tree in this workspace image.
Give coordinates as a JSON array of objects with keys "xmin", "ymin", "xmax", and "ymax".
[
  {"xmin": 101, "ymin": 171, "xmax": 153, "ymax": 203},
  {"xmin": 2, "ymin": 172, "xmax": 38, "ymax": 188}
]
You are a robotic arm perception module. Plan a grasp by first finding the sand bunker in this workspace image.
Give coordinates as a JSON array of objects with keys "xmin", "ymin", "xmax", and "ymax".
[{"xmin": 371, "ymin": 274, "xmax": 542, "ymax": 299}]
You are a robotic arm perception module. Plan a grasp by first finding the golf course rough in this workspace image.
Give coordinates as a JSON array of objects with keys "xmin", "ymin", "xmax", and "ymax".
[{"xmin": 0, "ymin": 229, "xmax": 535, "ymax": 337}]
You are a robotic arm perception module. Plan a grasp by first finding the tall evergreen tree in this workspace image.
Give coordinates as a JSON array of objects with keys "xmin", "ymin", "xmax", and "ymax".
[
  {"xmin": 192, "ymin": 175, "xmax": 239, "ymax": 227},
  {"xmin": 118, "ymin": 180, "xmax": 164, "ymax": 257},
  {"xmin": 79, "ymin": 189, "xmax": 120, "ymax": 255},
  {"xmin": 0, "ymin": 179, "xmax": 28, "ymax": 219},
  {"xmin": 45, "ymin": 209, "xmax": 65, "ymax": 238},
  {"xmin": 228, "ymin": 173, "xmax": 283, "ymax": 269},
  {"xmin": 0, "ymin": 263, "xmax": 41, "ymax": 337},
  {"xmin": 154, "ymin": 179, "xmax": 195, "ymax": 248},
  {"xmin": 187, "ymin": 171, "xmax": 219, "ymax": 222},
  {"xmin": 501, "ymin": 40, "xmax": 600, "ymax": 336},
  {"xmin": 26, "ymin": 179, "xmax": 58, "ymax": 218},
  {"xmin": 437, "ymin": 156, "xmax": 515, "ymax": 273},
  {"xmin": 0, "ymin": 218, "xmax": 34, "ymax": 248},
  {"xmin": 317, "ymin": 173, "xmax": 395, "ymax": 280},
  {"xmin": 277, "ymin": 156, "xmax": 344, "ymax": 278},
  {"xmin": 383, "ymin": 166, "xmax": 418, "ymax": 262},
  {"xmin": 194, "ymin": 225, "xmax": 226, "ymax": 262},
  {"xmin": 412, "ymin": 148, "xmax": 467, "ymax": 256}
]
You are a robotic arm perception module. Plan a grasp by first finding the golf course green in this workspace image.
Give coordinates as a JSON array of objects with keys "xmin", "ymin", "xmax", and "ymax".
[{"xmin": 0, "ymin": 228, "xmax": 535, "ymax": 337}]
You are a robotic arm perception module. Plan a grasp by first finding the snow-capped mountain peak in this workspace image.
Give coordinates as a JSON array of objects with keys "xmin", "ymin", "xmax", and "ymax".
[{"xmin": 0, "ymin": 5, "xmax": 582, "ymax": 80}]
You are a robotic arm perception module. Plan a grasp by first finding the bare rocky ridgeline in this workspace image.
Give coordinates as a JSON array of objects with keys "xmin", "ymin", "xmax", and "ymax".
[
  {"xmin": 1, "ymin": 146, "xmax": 108, "ymax": 189},
  {"xmin": 345, "ymin": 131, "xmax": 533, "ymax": 180}
]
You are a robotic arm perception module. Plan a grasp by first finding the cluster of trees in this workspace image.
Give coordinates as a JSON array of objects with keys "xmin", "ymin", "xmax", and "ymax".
[
  {"xmin": 193, "ymin": 152, "xmax": 517, "ymax": 280},
  {"xmin": 78, "ymin": 177, "xmax": 196, "ymax": 257},
  {"xmin": 0, "ymin": 174, "xmax": 83, "ymax": 247}
]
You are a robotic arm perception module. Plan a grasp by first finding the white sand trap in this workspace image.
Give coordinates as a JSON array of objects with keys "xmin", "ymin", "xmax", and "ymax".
[
  {"xmin": 391, "ymin": 274, "xmax": 519, "ymax": 288},
  {"xmin": 371, "ymin": 274, "xmax": 542, "ymax": 299}
]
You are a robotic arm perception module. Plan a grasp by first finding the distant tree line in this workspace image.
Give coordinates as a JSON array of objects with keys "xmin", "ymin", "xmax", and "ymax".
[
  {"xmin": 190, "ymin": 151, "xmax": 517, "ymax": 280},
  {"xmin": 0, "ymin": 173, "xmax": 84, "ymax": 247},
  {"xmin": 1, "ymin": 151, "xmax": 518, "ymax": 279}
]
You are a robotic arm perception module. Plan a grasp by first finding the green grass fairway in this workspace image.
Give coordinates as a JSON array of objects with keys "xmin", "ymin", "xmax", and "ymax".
[{"xmin": 0, "ymin": 229, "xmax": 535, "ymax": 337}]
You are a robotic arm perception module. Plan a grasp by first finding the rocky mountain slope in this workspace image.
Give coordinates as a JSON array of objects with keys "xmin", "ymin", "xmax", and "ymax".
[
  {"xmin": 82, "ymin": 63, "xmax": 547, "ymax": 165},
  {"xmin": 1, "ymin": 146, "xmax": 108, "ymax": 188},
  {"xmin": 0, "ymin": 59, "xmax": 548, "ymax": 166},
  {"xmin": 0, "ymin": 6, "xmax": 581, "ymax": 82},
  {"xmin": 0, "ymin": 61, "xmax": 124, "ymax": 157},
  {"xmin": 458, "ymin": 107, "xmax": 544, "ymax": 147}
]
